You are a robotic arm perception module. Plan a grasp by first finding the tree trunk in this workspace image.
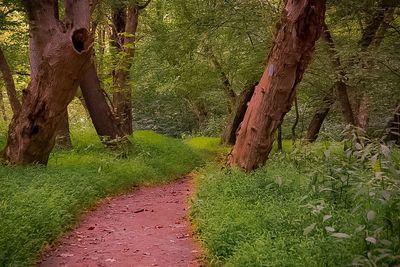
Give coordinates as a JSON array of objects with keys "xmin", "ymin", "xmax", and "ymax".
[
  {"xmin": 277, "ymin": 124, "xmax": 283, "ymax": 152},
  {"xmin": 0, "ymin": 46, "xmax": 21, "ymax": 115},
  {"xmin": 291, "ymin": 95, "xmax": 299, "ymax": 144},
  {"xmin": 55, "ymin": 109, "xmax": 72, "ymax": 149},
  {"xmin": 306, "ymin": 3, "xmax": 396, "ymax": 142},
  {"xmin": 80, "ymin": 62, "xmax": 127, "ymax": 144},
  {"xmin": 111, "ymin": 3, "xmax": 146, "ymax": 136},
  {"xmin": 203, "ymin": 40, "xmax": 237, "ymax": 113},
  {"xmin": 384, "ymin": 104, "xmax": 400, "ymax": 145},
  {"xmin": 221, "ymin": 83, "xmax": 256, "ymax": 145},
  {"xmin": 321, "ymin": 24, "xmax": 356, "ymax": 125},
  {"xmin": 305, "ymin": 90, "xmax": 334, "ymax": 142},
  {"xmin": 2, "ymin": 0, "xmax": 93, "ymax": 165},
  {"xmin": 0, "ymin": 89, "xmax": 7, "ymax": 121},
  {"xmin": 355, "ymin": 94, "xmax": 369, "ymax": 130},
  {"xmin": 229, "ymin": 0, "xmax": 326, "ymax": 171}
]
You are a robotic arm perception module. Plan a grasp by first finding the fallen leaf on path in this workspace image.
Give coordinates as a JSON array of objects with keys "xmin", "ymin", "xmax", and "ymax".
[{"xmin": 59, "ymin": 253, "xmax": 74, "ymax": 258}]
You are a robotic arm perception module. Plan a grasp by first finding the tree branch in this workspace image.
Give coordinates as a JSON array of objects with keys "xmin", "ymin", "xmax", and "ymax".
[{"xmin": 138, "ymin": 0, "xmax": 151, "ymax": 10}]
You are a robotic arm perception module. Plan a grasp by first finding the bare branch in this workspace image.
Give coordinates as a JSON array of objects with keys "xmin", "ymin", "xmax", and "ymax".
[{"xmin": 138, "ymin": 0, "xmax": 151, "ymax": 10}]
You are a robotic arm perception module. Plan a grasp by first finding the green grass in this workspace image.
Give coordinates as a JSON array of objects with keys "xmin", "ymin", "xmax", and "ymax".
[
  {"xmin": 0, "ymin": 130, "xmax": 218, "ymax": 266},
  {"xmin": 191, "ymin": 150, "xmax": 400, "ymax": 266}
]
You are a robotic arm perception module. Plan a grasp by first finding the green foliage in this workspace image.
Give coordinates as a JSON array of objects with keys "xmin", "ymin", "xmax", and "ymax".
[
  {"xmin": 191, "ymin": 136, "xmax": 400, "ymax": 266},
  {"xmin": 0, "ymin": 131, "xmax": 217, "ymax": 266}
]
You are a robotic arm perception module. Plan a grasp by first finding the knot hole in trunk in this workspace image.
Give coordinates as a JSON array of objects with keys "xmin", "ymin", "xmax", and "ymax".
[{"xmin": 72, "ymin": 28, "xmax": 90, "ymax": 53}]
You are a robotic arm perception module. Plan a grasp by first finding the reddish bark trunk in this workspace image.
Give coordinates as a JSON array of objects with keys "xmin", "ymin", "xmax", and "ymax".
[
  {"xmin": 0, "ymin": 46, "xmax": 21, "ymax": 115},
  {"xmin": 221, "ymin": 83, "xmax": 256, "ymax": 145},
  {"xmin": 80, "ymin": 62, "xmax": 127, "ymax": 144},
  {"xmin": 2, "ymin": 0, "xmax": 93, "ymax": 165},
  {"xmin": 229, "ymin": 0, "xmax": 326, "ymax": 171}
]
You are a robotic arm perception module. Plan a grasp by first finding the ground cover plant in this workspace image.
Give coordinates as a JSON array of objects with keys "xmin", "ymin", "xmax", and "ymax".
[
  {"xmin": 0, "ymin": 129, "xmax": 216, "ymax": 266},
  {"xmin": 191, "ymin": 133, "xmax": 400, "ymax": 266}
]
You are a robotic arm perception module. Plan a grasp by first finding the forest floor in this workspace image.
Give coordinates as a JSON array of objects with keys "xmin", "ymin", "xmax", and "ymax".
[{"xmin": 38, "ymin": 176, "xmax": 202, "ymax": 267}]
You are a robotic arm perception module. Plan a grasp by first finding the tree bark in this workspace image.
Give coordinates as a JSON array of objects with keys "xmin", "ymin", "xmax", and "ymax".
[
  {"xmin": 111, "ymin": 2, "xmax": 147, "ymax": 135},
  {"xmin": 321, "ymin": 24, "xmax": 356, "ymax": 125},
  {"xmin": 203, "ymin": 41, "xmax": 237, "ymax": 112},
  {"xmin": 291, "ymin": 95, "xmax": 299, "ymax": 143},
  {"xmin": 277, "ymin": 124, "xmax": 283, "ymax": 152},
  {"xmin": 384, "ymin": 104, "xmax": 400, "ymax": 145},
  {"xmin": 0, "ymin": 46, "xmax": 21, "ymax": 115},
  {"xmin": 221, "ymin": 83, "xmax": 256, "ymax": 145},
  {"xmin": 80, "ymin": 62, "xmax": 127, "ymax": 144},
  {"xmin": 55, "ymin": 109, "xmax": 72, "ymax": 149},
  {"xmin": 229, "ymin": 0, "xmax": 326, "ymax": 171},
  {"xmin": 355, "ymin": 94, "xmax": 369, "ymax": 130},
  {"xmin": 305, "ymin": 90, "xmax": 334, "ymax": 142},
  {"xmin": 0, "ymin": 89, "xmax": 7, "ymax": 121},
  {"xmin": 2, "ymin": 0, "xmax": 93, "ymax": 165}
]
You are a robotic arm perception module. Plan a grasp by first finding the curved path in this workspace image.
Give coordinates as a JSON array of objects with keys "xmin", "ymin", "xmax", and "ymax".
[{"xmin": 39, "ymin": 177, "xmax": 201, "ymax": 267}]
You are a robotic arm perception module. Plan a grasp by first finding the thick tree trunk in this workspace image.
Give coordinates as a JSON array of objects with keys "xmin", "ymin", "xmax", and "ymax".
[
  {"xmin": 221, "ymin": 83, "xmax": 256, "ymax": 145},
  {"xmin": 229, "ymin": 0, "xmax": 326, "ymax": 171},
  {"xmin": 2, "ymin": 0, "xmax": 93, "ymax": 165},
  {"xmin": 0, "ymin": 46, "xmax": 21, "ymax": 115},
  {"xmin": 55, "ymin": 109, "xmax": 72, "ymax": 149},
  {"xmin": 80, "ymin": 63, "xmax": 127, "ymax": 144},
  {"xmin": 305, "ymin": 90, "xmax": 334, "ymax": 142},
  {"xmin": 384, "ymin": 104, "xmax": 400, "ymax": 145}
]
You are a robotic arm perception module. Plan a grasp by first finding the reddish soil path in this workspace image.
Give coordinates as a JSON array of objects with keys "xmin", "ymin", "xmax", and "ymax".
[{"xmin": 39, "ymin": 177, "xmax": 202, "ymax": 267}]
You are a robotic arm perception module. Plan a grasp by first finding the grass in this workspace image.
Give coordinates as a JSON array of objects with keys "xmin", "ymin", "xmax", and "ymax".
[
  {"xmin": 0, "ymin": 129, "xmax": 217, "ymax": 266},
  {"xmin": 191, "ymin": 144, "xmax": 400, "ymax": 266}
]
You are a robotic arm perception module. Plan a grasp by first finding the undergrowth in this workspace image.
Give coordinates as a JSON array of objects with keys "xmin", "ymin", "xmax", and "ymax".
[
  {"xmin": 0, "ymin": 130, "xmax": 215, "ymax": 266},
  {"xmin": 192, "ymin": 131, "xmax": 400, "ymax": 266}
]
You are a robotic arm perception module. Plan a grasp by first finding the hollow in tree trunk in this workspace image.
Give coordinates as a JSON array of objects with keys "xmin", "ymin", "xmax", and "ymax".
[{"xmin": 229, "ymin": 0, "xmax": 326, "ymax": 171}]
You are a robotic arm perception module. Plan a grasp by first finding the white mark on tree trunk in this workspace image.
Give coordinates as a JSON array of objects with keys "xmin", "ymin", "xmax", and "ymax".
[{"xmin": 268, "ymin": 64, "xmax": 275, "ymax": 77}]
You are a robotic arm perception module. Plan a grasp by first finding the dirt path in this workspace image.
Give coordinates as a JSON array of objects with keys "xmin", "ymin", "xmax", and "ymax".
[{"xmin": 39, "ymin": 176, "xmax": 202, "ymax": 267}]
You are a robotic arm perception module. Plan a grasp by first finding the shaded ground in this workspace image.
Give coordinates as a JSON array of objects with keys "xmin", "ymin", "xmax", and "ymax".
[{"xmin": 39, "ymin": 176, "xmax": 201, "ymax": 267}]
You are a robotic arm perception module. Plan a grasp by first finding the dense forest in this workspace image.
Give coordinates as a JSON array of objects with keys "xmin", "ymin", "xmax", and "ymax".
[{"xmin": 0, "ymin": 0, "xmax": 399, "ymax": 266}]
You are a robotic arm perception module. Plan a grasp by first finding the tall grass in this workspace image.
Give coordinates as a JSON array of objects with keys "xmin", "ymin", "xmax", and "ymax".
[
  {"xmin": 0, "ymin": 130, "xmax": 212, "ymax": 266},
  {"xmin": 191, "ymin": 141, "xmax": 400, "ymax": 266}
]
